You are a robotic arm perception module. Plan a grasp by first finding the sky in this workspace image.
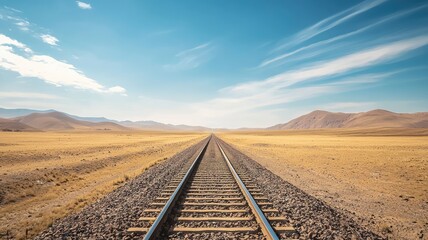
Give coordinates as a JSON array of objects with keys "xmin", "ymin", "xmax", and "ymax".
[{"xmin": 0, "ymin": 0, "xmax": 428, "ymax": 128}]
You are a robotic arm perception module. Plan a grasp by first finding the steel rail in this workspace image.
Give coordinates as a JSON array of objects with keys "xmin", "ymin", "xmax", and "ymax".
[
  {"xmin": 216, "ymin": 139, "xmax": 280, "ymax": 240},
  {"xmin": 142, "ymin": 136, "xmax": 211, "ymax": 240}
]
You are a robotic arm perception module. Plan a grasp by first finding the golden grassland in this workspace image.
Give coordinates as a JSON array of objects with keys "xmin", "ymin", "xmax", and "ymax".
[
  {"xmin": 218, "ymin": 129, "xmax": 428, "ymax": 240},
  {"xmin": 0, "ymin": 131, "xmax": 206, "ymax": 239}
]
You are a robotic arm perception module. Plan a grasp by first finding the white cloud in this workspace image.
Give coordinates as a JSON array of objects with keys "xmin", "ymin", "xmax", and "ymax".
[
  {"xmin": 276, "ymin": 0, "xmax": 386, "ymax": 51},
  {"xmin": 164, "ymin": 43, "xmax": 212, "ymax": 70},
  {"xmin": 40, "ymin": 34, "xmax": 59, "ymax": 46},
  {"xmin": 107, "ymin": 86, "xmax": 127, "ymax": 96},
  {"xmin": 107, "ymin": 86, "xmax": 126, "ymax": 93},
  {"xmin": 0, "ymin": 34, "xmax": 126, "ymax": 94},
  {"xmin": 2, "ymin": 15, "xmax": 31, "ymax": 32},
  {"xmin": 15, "ymin": 19, "xmax": 30, "ymax": 31},
  {"xmin": 76, "ymin": 1, "xmax": 92, "ymax": 10},
  {"xmin": 0, "ymin": 34, "xmax": 26, "ymax": 48},
  {"xmin": 0, "ymin": 34, "xmax": 31, "ymax": 52},
  {"xmin": 0, "ymin": 92, "xmax": 60, "ymax": 99},
  {"xmin": 15, "ymin": 21, "xmax": 28, "ymax": 27}
]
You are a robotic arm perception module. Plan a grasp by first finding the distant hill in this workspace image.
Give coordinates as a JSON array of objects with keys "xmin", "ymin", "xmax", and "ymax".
[
  {"xmin": 119, "ymin": 120, "xmax": 211, "ymax": 131},
  {"xmin": 0, "ymin": 108, "xmax": 55, "ymax": 118},
  {"xmin": 0, "ymin": 108, "xmax": 211, "ymax": 131},
  {"xmin": 0, "ymin": 118, "xmax": 38, "ymax": 131},
  {"xmin": 66, "ymin": 114, "xmax": 114, "ymax": 123},
  {"xmin": 11, "ymin": 112, "xmax": 128, "ymax": 131},
  {"xmin": 3, "ymin": 107, "xmax": 425, "ymax": 132},
  {"xmin": 269, "ymin": 109, "xmax": 428, "ymax": 129},
  {"xmin": 0, "ymin": 108, "xmax": 113, "ymax": 123}
]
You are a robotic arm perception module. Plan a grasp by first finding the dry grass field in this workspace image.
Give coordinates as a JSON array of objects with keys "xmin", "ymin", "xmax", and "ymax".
[
  {"xmin": 218, "ymin": 129, "xmax": 428, "ymax": 240},
  {"xmin": 0, "ymin": 131, "xmax": 206, "ymax": 239}
]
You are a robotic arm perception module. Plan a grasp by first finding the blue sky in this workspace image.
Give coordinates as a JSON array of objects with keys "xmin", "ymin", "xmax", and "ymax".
[{"xmin": 1, "ymin": 0, "xmax": 427, "ymax": 128}]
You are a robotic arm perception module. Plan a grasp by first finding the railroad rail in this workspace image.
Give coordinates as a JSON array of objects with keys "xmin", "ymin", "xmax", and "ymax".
[{"xmin": 128, "ymin": 135, "xmax": 294, "ymax": 239}]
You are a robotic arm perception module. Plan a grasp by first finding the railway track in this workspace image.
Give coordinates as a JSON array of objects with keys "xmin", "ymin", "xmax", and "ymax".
[{"xmin": 128, "ymin": 135, "xmax": 294, "ymax": 239}]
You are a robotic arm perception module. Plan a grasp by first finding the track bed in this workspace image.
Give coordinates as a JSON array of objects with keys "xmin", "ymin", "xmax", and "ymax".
[{"xmin": 129, "ymin": 136, "xmax": 294, "ymax": 239}]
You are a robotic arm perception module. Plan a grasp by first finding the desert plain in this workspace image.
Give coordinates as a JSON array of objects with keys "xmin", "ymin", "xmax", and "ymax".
[
  {"xmin": 219, "ymin": 129, "xmax": 428, "ymax": 239},
  {"xmin": 0, "ymin": 131, "xmax": 205, "ymax": 239},
  {"xmin": 1, "ymin": 128, "xmax": 427, "ymax": 239}
]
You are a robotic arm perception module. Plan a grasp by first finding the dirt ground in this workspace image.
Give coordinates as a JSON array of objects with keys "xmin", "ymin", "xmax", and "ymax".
[
  {"xmin": 0, "ymin": 131, "xmax": 206, "ymax": 239},
  {"xmin": 218, "ymin": 129, "xmax": 428, "ymax": 240}
]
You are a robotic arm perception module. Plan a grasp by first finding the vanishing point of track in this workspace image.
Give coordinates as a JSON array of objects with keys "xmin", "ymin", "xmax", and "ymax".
[{"xmin": 128, "ymin": 135, "xmax": 294, "ymax": 239}]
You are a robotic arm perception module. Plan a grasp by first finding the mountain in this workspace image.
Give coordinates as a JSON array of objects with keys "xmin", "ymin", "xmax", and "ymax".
[
  {"xmin": 0, "ymin": 108, "xmax": 210, "ymax": 131},
  {"xmin": 120, "ymin": 120, "xmax": 211, "ymax": 131},
  {"xmin": 0, "ymin": 108, "xmax": 113, "ymax": 123},
  {"xmin": 0, "ymin": 108, "xmax": 55, "ymax": 118},
  {"xmin": 66, "ymin": 114, "xmax": 113, "ymax": 123},
  {"xmin": 0, "ymin": 118, "xmax": 38, "ymax": 131},
  {"xmin": 269, "ymin": 109, "xmax": 428, "ymax": 130},
  {"xmin": 2, "ymin": 107, "xmax": 427, "ymax": 131},
  {"xmin": 13, "ymin": 112, "xmax": 128, "ymax": 131}
]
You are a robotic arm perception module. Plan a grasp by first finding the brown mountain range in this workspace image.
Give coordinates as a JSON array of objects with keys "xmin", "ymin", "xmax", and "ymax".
[
  {"xmin": 0, "ymin": 108, "xmax": 211, "ymax": 132},
  {"xmin": 0, "ymin": 118, "xmax": 38, "ymax": 131},
  {"xmin": 0, "ymin": 112, "xmax": 128, "ymax": 131},
  {"xmin": 269, "ymin": 109, "xmax": 428, "ymax": 129},
  {"xmin": 1, "ymin": 108, "xmax": 427, "ymax": 132}
]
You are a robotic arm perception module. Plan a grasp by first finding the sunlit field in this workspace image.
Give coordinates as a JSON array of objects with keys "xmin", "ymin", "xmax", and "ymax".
[
  {"xmin": 0, "ymin": 131, "xmax": 206, "ymax": 239},
  {"xmin": 218, "ymin": 129, "xmax": 428, "ymax": 239}
]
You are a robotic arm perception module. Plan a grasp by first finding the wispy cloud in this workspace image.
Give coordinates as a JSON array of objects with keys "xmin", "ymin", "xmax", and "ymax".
[
  {"xmin": 40, "ymin": 34, "xmax": 59, "ymax": 46},
  {"xmin": 76, "ymin": 1, "xmax": 92, "ymax": 10},
  {"xmin": 0, "ymin": 92, "xmax": 60, "ymax": 99},
  {"xmin": 261, "ymin": 3, "xmax": 428, "ymax": 68},
  {"xmin": 3, "ymin": 15, "xmax": 31, "ymax": 31},
  {"xmin": 232, "ymin": 35, "xmax": 428, "ymax": 94},
  {"xmin": 4, "ymin": 6, "xmax": 22, "ymax": 13},
  {"xmin": 15, "ymin": 19, "xmax": 30, "ymax": 31},
  {"xmin": 0, "ymin": 34, "xmax": 126, "ymax": 94},
  {"xmin": 275, "ymin": 0, "xmax": 386, "ymax": 51},
  {"xmin": 177, "ymin": 35, "xmax": 428, "ymax": 127},
  {"xmin": 164, "ymin": 43, "xmax": 213, "ymax": 71},
  {"xmin": 329, "ymin": 70, "xmax": 407, "ymax": 86},
  {"xmin": 0, "ymin": 8, "xmax": 62, "ymax": 46},
  {"xmin": 127, "ymin": 32, "xmax": 428, "ymax": 127}
]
